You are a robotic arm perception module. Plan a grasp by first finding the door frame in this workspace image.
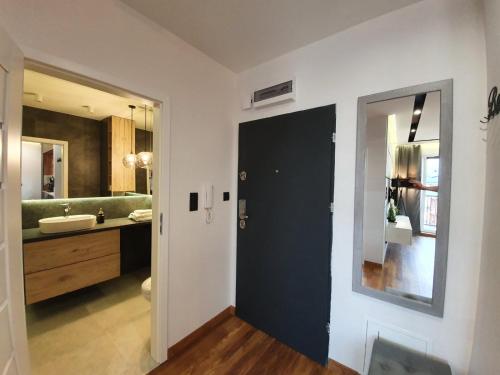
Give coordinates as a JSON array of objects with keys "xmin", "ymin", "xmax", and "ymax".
[
  {"xmin": 1, "ymin": 25, "xmax": 31, "ymax": 375},
  {"xmin": 20, "ymin": 57, "xmax": 172, "ymax": 364}
]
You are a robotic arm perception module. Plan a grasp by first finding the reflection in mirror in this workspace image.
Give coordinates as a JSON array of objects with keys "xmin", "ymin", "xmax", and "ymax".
[
  {"xmin": 353, "ymin": 80, "xmax": 452, "ymax": 317},
  {"xmin": 21, "ymin": 137, "xmax": 68, "ymax": 200},
  {"xmin": 21, "ymin": 106, "xmax": 154, "ymax": 199},
  {"xmin": 21, "ymin": 69, "xmax": 154, "ymax": 201},
  {"xmin": 362, "ymin": 92, "xmax": 440, "ymax": 303}
]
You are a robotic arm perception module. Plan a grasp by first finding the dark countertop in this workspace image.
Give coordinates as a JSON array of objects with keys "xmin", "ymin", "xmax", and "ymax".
[{"xmin": 23, "ymin": 217, "xmax": 152, "ymax": 243}]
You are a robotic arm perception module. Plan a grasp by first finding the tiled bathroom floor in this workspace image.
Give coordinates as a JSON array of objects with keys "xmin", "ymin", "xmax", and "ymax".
[{"xmin": 26, "ymin": 268, "xmax": 157, "ymax": 375}]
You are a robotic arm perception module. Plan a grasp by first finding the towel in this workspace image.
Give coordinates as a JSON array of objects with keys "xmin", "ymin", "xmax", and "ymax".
[
  {"xmin": 129, "ymin": 213, "xmax": 152, "ymax": 222},
  {"xmin": 129, "ymin": 209, "xmax": 152, "ymax": 222},
  {"xmin": 134, "ymin": 209, "xmax": 152, "ymax": 215}
]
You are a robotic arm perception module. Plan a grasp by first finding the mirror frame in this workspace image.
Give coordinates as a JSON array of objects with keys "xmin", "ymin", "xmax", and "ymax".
[
  {"xmin": 352, "ymin": 79, "xmax": 453, "ymax": 317},
  {"xmin": 22, "ymin": 136, "xmax": 69, "ymax": 199}
]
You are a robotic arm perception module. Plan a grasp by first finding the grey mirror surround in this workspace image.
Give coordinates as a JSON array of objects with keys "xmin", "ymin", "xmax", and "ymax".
[{"xmin": 352, "ymin": 79, "xmax": 453, "ymax": 317}]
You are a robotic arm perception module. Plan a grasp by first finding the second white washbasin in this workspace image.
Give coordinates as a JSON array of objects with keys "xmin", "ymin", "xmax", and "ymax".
[{"xmin": 39, "ymin": 214, "xmax": 97, "ymax": 234}]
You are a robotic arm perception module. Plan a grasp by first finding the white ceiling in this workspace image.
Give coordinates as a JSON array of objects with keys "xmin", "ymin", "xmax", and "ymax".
[
  {"xmin": 23, "ymin": 70, "xmax": 154, "ymax": 130},
  {"xmin": 121, "ymin": 0, "xmax": 422, "ymax": 72},
  {"xmin": 367, "ymin": 91, "xmax": 440, "ymax": 144}
]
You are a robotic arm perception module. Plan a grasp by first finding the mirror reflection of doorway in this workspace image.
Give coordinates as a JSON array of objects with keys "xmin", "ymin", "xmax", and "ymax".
[
  {"xmin": 361, "ymin": 91, "xmax": 441, "ymax": 303},
  {"xmin": 21, "ymin": 137, "xmax": 68, "ymax": 200}
]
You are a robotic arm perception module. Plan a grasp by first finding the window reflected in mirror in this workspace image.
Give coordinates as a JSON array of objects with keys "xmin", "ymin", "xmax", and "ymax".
[{"xmin": 361, "ymin": 91, "xmax": 441, "ymax": 304}]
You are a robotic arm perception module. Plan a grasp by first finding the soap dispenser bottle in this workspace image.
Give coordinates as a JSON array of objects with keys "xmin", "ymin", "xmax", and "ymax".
[{"xmin": 97, "ymin": 208, "xmax": 105, "ymax": 224}]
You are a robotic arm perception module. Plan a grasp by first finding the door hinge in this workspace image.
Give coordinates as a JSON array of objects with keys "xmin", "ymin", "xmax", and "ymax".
[
  {"xmin": 331, "ymin": 132, "xmax": 336, "ymax": 143},
  {"xmin": 330, "ymin": 202, "xmax": 334, "ymax": 213},
  {"xmin": 326, "ymin": 322, "xmax": 331, "ymax": 335},
  {"xmin": 160, "ymin": 212, "xmax": 163, "ymax": 235}
]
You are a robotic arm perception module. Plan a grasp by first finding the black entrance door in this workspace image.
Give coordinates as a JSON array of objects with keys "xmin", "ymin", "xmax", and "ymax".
[{"xmin": 236, "ymin": 105, "xmax": 335, "ymax": 365}]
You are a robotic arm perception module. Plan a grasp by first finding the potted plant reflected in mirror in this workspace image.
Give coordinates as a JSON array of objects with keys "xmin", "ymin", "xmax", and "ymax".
[{"xmin": 387, "ymin": 199, "xmax": 398, "ymax": 223}]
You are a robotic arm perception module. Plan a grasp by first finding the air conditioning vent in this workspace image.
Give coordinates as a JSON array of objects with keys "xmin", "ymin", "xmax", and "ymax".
[
  {"xmin": 253, "ymin": 80, "xmax": 293, "ymax": 103},
  {"xmin": 251, "ymin": 79, "xmax": 296, "ymax": 108}
]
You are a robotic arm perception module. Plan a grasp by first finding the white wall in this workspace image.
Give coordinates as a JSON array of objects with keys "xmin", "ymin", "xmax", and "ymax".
[
  {"xmin": 0, "ymin": 0, "xmax": 237, "ymax": 347},
  {"xmin": 53, "ymin": 145, "xmax": 63, "ymax": 198},
  {"xmin": 238, "ymin": 0, "xmax": 487, "ymax": 373},
  {"xmin": 363, "ymin": 116, "xmax": 387, "ymax": 264},
  {"xmin": 21, "ymin": 141, "xmax": 41, "ymax": 200},
  {"xmin": 469, "ymin": 0, "xmax": 500, "ymax": 373}
]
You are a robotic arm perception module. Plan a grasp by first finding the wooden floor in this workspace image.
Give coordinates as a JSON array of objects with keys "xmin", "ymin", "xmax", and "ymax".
[
  {"xmin": 363, "ymin": 235, "xmax": 435, "ymax": 299},
  {"xmin": 149, "ymin": 315, "xmax": 357, "ymax": 375}
]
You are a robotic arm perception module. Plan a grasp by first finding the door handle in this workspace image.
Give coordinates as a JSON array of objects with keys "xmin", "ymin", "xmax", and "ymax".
[
  {"xmin": 238, "ymin": 199, "xmax": 248, "ymax": 220},
  {"xmin": 239, "ymin": 199, "xmax": 248, "ymax": 229}
]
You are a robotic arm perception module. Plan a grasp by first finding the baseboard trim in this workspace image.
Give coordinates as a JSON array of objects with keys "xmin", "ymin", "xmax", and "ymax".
[
  {"xmin": 328, "ymin": 358, "xmax": 359, "ymax": 374},
  {"xmin": 167, "ymin": 305, "xmax": 235, "ymax": 359}
]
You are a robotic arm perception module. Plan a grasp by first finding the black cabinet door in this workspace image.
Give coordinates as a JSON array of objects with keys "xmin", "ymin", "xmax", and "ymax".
[
  {"xmin": 236, "ymin": 105, "xmax": 335, "ymax": 365},
  {"xmin": 120, "ymin": 224, "xmax": 151, "ymax": 274}
]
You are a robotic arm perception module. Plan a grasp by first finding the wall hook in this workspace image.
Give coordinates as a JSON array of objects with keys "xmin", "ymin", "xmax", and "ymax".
[{"xmin": 480, "ymin": 86, "xmax": 500, "ymax": 125}]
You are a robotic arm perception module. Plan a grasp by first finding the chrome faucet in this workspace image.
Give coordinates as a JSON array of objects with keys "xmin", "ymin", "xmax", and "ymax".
[{"xmin": 61, "ymin": 203, "xmax": 71, "ymax": 217}]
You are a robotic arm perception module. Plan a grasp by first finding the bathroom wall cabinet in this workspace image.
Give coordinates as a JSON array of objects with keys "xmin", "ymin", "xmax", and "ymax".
[{"xmin": 101, "ymin": 115, "xmax": 136, "ymax": 194}]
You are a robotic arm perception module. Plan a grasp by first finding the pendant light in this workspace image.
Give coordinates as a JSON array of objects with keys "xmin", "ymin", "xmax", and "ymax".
[
  {"xmin": 136, "ymin": 105, "xmax": 153, "ymax": 169},
  {"xmin": 122, "ymin": 105, "xmax": 137, "ymax": 168}
]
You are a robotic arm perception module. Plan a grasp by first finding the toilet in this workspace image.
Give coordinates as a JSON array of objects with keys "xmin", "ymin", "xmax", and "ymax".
[{"xmin": 141, "ymin": 277, "xmax": 151, "ymax": 301}]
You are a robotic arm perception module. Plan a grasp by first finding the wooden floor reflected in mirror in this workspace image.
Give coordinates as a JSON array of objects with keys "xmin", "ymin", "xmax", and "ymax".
[{"xmin": 363, "ymin": 235, "xmax": 435, "ymax": 303}]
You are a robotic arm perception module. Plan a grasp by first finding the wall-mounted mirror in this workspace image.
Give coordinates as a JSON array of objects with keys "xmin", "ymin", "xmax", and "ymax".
[
  {"xmin": 21, "ymin": 136, "xmax": 68, "ymax": 200},
  {"xmin": 353, "ymin": 80, "xmax": 452, "ymax": 317},
  {"xmin": 21, "ymin": 69, "xmax": 154, "ymax": 200}
]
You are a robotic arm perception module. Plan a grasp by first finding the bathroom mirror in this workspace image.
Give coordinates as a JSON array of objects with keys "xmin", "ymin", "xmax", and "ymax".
[
  {"xmin": 21, "ymin": 136, "xmax": 68, "ymax": 200},
  {"xmin": 352, "ymin": 80, "xmax": 452, "ymax": 317},
  {"xmin": 21, "ymin": 105, "xmax": 153, "ymax": 199}
]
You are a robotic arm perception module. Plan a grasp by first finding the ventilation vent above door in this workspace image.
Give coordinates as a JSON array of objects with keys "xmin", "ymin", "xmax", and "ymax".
[{"xmin": 253, "ymin": 79, "xmax": 296, "ymax": 108}]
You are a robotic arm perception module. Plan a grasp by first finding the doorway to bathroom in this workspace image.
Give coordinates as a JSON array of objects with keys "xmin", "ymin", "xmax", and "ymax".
[{"xmin": 18, "ymin": 60, "xmax": 169, "ymax": 375}]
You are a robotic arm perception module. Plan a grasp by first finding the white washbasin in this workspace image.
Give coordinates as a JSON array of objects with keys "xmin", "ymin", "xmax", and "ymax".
[{"xmin": 39, "ymin": 214, "xmax": 97, "ymax": 234}]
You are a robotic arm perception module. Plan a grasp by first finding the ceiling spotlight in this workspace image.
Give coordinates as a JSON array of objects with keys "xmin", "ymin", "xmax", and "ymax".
[
  {"xmin": 83, "ymin": 105, "xmax": 95, "ymax": 114},
  {"xmin": 413, "ymin": 109, "xmax": 422, "ymax": 115}
]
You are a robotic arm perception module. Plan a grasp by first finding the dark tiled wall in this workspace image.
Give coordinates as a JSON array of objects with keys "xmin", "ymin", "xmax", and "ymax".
[
  {"xmin": 135, "ymin": 128, "xmax": 153, "ymax": 194},
  {"xmin": 23, "ymin": 106, "xmax": 153, "ymax": 197},
  {"xmin": 23, "ymin": 106, "xmax": 102, "ymax": 197}
]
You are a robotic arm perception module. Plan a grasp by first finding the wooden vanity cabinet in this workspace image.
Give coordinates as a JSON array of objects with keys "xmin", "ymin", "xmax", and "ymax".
[{"xmin": 24, "ymin": 230, "xmax": 120, "ymax": 304}]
